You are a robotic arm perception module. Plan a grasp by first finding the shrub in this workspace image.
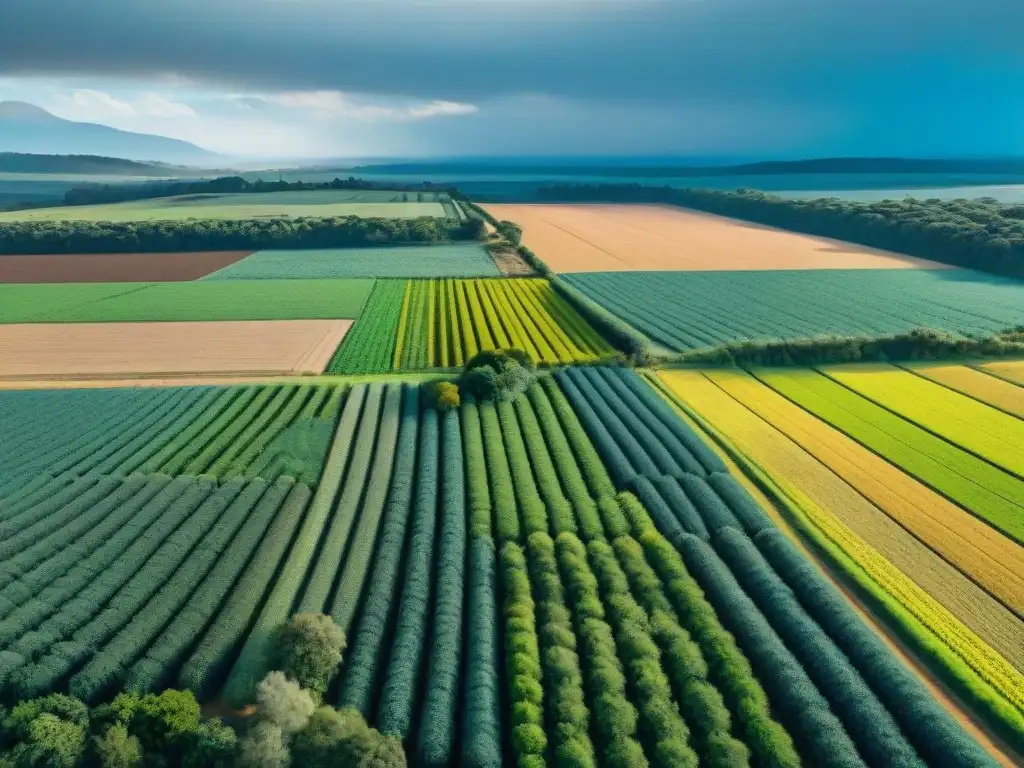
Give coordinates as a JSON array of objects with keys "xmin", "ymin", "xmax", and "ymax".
[
  {"xmin": 127, "ymin": 689, "xmax": 202, "ymax": 755},
  {"xmin": 274, "ymin": 613, "xmax": 346, "ymax": 697},
  {"xmin": 460, "ymin": 349, "xmax": 537, "ymax": 402},
  {"xmin": 3, "ymin": 713, "xmax": 85, "ymax": 768},
  {"xmin": 238, "ymin": 721, "xmax": 289, "ymax": 768},
  {"xmin": 433, "ymin": 381, "xmax": 461, "ymax": 411},
  {"xmin": 256, "ymin": 672, "xmax": 316, "ymax": 734},
  {"xmin": 3, "ymin": 694, "xmax": 89, "ymax": 739},
  {"xmin": 293, "ymin": 707, "xmax": 405, "ymax": 768},
  {"xmin": 183, "ymin": 719, "xmax": 237, "ymax": 768},
  {"xmin": 93, "ymin": 724, "xmax": 143, "ymax": 768}
]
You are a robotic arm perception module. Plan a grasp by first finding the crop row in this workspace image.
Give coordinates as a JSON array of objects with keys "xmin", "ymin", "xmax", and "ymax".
[
  {"xmin": 560, "ymin": 270, "xmax": 1024, "ymax": 352},
  {"xmin": 755, "ymin": 368, "xmax": 1024, "ymax": 544},
  {"xmin": 703, "ymin": 367, "xmax": 1024, "ymax": 620},
  {"xmin": 328, "ymin": 279, "xmax": 407, "ymax": 374},
  {"xmin": 820, "ymin": 363, "xmax": 1024, "ymax": 478},
  {"xmin": 0, "ymin": 383, "xmax": 344, "ymax": 490},
  {"xmin": 655, "ymin": 368, "xmax": 1024, "ymax": 752}
]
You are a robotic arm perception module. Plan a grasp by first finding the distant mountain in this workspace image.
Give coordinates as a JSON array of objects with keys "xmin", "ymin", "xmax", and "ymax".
[
  {"xmin": 0, "ymin": 102, "xmax": 218, "ymax": 165},
  {"xmin": 0, "ymin": 152, "xmax": 212, "ymax": 176},
  {"xmin": 350, "ymin": 156, "xmax": 1024, "ymax": 177}
]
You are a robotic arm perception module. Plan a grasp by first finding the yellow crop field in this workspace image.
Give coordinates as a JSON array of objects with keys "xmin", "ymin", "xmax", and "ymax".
[
  {"xmin": 657, "ymin": 369, "xmax": 1024, "ymax": 671},
  {"xmin": 979, "ymin": 359, "xmax": 1024, "ymax": 388},
  {"xmin": 823, "ymin": 363, "xmax": 1024, "ymax": 477},
  {"xmin": 705, "ymin": 368, "xmax": 1024, "ymax": 618},
  {"xmin": 906, "ymin": 363, "xmax": 1024, "ymax": 419},
  {"xmin": 393, "ymin": 278, "xmax": 615, "ymax": 369}
]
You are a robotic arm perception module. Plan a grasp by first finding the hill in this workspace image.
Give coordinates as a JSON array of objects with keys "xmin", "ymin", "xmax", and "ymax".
[
  {"xmin": 0, "ymin": 101, "xmax": 218, "ymax": 165},
  {"xmin": 0, "ymin": 152, "xmax": 198, "ymax": 176}
]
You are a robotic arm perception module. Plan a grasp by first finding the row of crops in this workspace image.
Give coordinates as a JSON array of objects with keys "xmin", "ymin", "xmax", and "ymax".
[
  {"xmin": 0, "ymin": 370, "xmax": 1015, "ymax": 765},
  {"xmin": 655, "ymin": 366, "xmax": 1024, "ymax": 751},
  {"xmin": 560, "ymin": 269, "xmax": 1024, "ymax": 351},
  {"xmin": 329, "ymin": 278, "xmax": 615, "ymax": 373}
]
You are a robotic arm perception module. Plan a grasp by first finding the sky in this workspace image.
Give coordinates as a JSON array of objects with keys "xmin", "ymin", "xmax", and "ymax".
[{"xmin": 0, "ymin": 0, "xmax": 1022, "ymax": 161}]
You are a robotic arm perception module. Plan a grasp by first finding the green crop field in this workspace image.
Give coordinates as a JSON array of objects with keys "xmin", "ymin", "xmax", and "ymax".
[
  {"xmin": 0, "ymin": 279, "xmax": 375, "ymax": 322},
  {"xmin": 202, "ymin": 243, "xmax": 499, "ymax": 280},
  {"xmin": 0, "ymin": 189, "xmax": 457, "ymax": 222},
  {"xmin": 561, "ymin": 268, "xmax": 1024, "ymax": 351},
  {"xmin": 329, "ymin": 278, "xmax": 616, "ymax": 373},
  {"xmin": 0, "ymin": 370, "xmax": 1009, "ymax": 768}
]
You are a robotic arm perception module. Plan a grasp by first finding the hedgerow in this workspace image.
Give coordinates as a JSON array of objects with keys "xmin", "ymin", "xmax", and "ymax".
[
  {"xmin": 676, "ymin": 533, "xmax": 865, "ymax": 768},
  {"xmin": 611, "ymin": 535, "xmax": 750, "ymax": 767},
  {"xmin": 219, "ymin": 386, "xmax": 366, "ymax": 707},
  {"xmin": 555, "ymin": 533, "xmax": 648, "ymax": 768},
  {"xmin": 756, "ymin": 528, "xmax": 1001, "ymax": 768},
  {"xmin": 416, "ymin": 409, "xmax": 468, "ymax": 767},
  {"xmin": 462, "ymin": 536, "xmax": 502, "ymax": 768},
  {"xmin": 338, "ymin": 386, "xmax": 420, "ymax": 715},
  {"xmin": 713, "ymin": 527, "xmax": 924, "ymax": 768},
  {"xmin": 329, "ymin": 385, "xmax": 404, "ymax": 633},
  {"xmin": 499, "ymin": 542, "xmax": 548, "ymax": 768},
  {"xmin": 525, "ymin": 532, "xmax": 597, "ymax": 767},
  {"xmin": 133, "ymin": 481, "xmax": 310, "ymax": 696},
  {"xmin": 377, "ymin": 404, "xmax": 440, "ymax": 739},
  {"xmin": 586, "ymin": 538, "xmax": 700, "ymax": 768},
  {"xmin": 298, "ymin": 384, "xmax": 386, "ymax": 615},
  {"xmin": 620, "ymin": 495, "xmax": 800, "ymax": 768}
]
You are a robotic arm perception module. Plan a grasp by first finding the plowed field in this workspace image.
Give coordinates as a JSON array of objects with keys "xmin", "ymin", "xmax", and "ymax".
[
  {"xmin": 0, "ymin": 320, "xmax": 351, "ymax": 377},
  {"xmin": 0, "ymin": 251, "xmax": 251, "ymax": 283},
  {"xmin": 486, "ymin": 203, "xmax": 947, "ymax": 272}
]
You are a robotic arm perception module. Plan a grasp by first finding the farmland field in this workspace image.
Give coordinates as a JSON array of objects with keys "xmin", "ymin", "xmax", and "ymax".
[
  {"xmin": 906, "ymin": 363, "xmax": 1024, "ymax": 418},
  {"xmin": 202, "ymin": 243, "xmax": 500, "ymax": 280},
  {"xmin": 0, "ymin": 279, "xmax": 375, "ymax": 322},
  {"xmin": 0, "ymin": 189, "xmax": 456, "ymax": 222},
  {"xmin": 331, "ymin": 278, "xmax": 615, "ymax": 373},
  {"xmin": 0, "ymin": 320, "xmax": 351, "ymax": 378},
  {"xmin": 981, "ymin": 359, "xmax": 1024, "ymax": 387},
  {"xmin": 0, "ymin": 371, "xmax": 1015, "ymax": 765},
  {"xmin": 0, "ymin": 251, "xmax": 252, "ymax": 283},
  {"xmin": 487, "ymin": 203, "xmax": 945, "ymax": 272},
  {"xmin": 654, "ymin": 369, "xmax": 1024, "ymax": 748},
  {"xmin": 561, "ymin": 269, "xmax": 1024, "ymax": 351}
]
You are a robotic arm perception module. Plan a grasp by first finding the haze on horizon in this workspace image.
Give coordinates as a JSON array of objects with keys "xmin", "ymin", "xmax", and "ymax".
[{"xmin": 0, "ymin": 0, "xmax": 1021, "ymax": 161}]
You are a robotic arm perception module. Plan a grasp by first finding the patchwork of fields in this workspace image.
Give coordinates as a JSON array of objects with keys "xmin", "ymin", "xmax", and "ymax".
[
  {"xmin": 0, "ymin": 189, "xmax": 458, "ymax": 222},
  {"xmin": 330, "ymin": 278, "xmax": 614, "ymax": 373},
  {"xmin": 2, "ymin": 372, "xmax": 1016, "ymax": 767},
  {"xmin": 202, "ymin": 243, "xmax": 500, "ymax": 280},
  {"xmin": 2, "ymin": 191, "xmax": 1024, "ymax": 767},
  {"xmin": 487, "ymin": 203, "xmax": 944, "ymax": 272},
  {"xmin": 562, "ymin": 269, "xmax": 1024, "ymax": 351}
]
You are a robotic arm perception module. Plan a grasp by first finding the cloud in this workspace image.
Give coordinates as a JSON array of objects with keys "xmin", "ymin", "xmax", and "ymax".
[
  {"xmin": 264, "ymin": 91, "xmax": 477, "ymax": 122},
  {"xmin": 46, "ymin": 88, "xmax": 196, "ymax": 122}
]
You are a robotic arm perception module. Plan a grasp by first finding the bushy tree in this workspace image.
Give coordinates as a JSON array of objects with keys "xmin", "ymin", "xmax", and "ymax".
[
  {"xmin": 431, "ymin": 381, "xmax": 461, "ymax": 411},
  {"xmin": 292, "ymin": 708, "xmax": 405, "ymax": 768},
  {"xmin": 93, "ymin": 724, "xmax": 143, "ymax": 768},
  {"xmin": 459, "ymin": 349, "xmax": 536, "ymax": 402},
  {"xmin": 183, "ymin": 720, "xmax": 237, "ymax": 768},
  {"xmin": 273, "ymin": 614, "xmax": 346, "ymax": 697},
  {"xmin": 237, "ymin": 722, "xmax": 289, "ymax": 768},
  {"xmin": 4, "ymin": 713, "xmax": 85, "ymax": 768},
  {"xmin": 255, "ymin": 672, "xmax": 316, "ymax": 734}
]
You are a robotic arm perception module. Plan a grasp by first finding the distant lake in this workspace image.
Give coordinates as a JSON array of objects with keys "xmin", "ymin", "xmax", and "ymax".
[{"xmin": 775, "ymin": 185, "xmax": 1024, "ymax": 203}]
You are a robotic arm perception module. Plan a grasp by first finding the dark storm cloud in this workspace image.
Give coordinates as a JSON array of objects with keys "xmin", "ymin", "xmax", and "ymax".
[{"xmin": 1, "ymin": 0, "xmax": 1022, "ymax": 104}]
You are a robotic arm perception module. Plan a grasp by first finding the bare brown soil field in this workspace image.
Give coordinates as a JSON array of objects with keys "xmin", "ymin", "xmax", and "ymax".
[
  {"xmin": 0, "ymin": 251, "xmax": 252, "ymax": 283},
  {"xmin": 0, "ymin": 320, "xmax": 351, "ymax": 377},
  {"xmin": 486, "ymin": 203, "xmax": 948, "ymax": 272},
  {"xmin": 487, "ymin": 246, "xmax": 536, "ymax": 276}
]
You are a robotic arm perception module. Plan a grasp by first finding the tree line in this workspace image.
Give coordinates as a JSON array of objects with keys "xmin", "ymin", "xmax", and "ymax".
[
  {"xmin": 537, "ymin": 184, "xmax": 1024, "ymax": 278},
  {"xmin": 0, "ymin": 216, "xmax": 485, "ymax": 255},
  {"xmin": 58, "ymin": 176, "xmax": 450, "ymax": 208}
]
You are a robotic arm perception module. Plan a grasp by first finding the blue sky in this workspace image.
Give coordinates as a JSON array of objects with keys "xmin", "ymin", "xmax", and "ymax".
[{"xmin": 0, "ymin": 0, "xmax": 1021, "ymax": 160}]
